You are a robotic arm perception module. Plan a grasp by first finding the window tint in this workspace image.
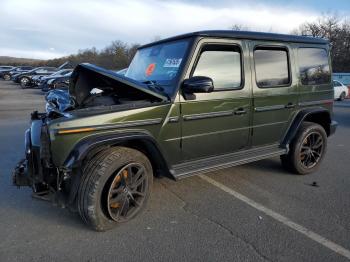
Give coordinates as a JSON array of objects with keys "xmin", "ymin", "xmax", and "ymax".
[
  {"xmin": 193, "ymin": 45, "xmax": 242, "ymax": 90},
  {"xmin": 254, "ymin": 47, "xmax": 290, "ymax": 88},
  {"xmin": 298, "ymin": 48, "xmax": 330, "ymax": 85}
]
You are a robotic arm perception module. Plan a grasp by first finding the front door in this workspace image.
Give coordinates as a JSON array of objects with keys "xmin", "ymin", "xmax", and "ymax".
[
  {"xmin": 249, "ymin": 41, "xmax": 299, "ymax": 146},
  {"xmin": 179, "ymin": 39, "xmax": 252, "ymax": 161}
]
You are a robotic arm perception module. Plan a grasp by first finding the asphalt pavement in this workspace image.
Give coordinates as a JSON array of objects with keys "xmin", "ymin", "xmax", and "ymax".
[{"xmin": 0, "ymin": 81, "xmax": 349, "ymax": 262}]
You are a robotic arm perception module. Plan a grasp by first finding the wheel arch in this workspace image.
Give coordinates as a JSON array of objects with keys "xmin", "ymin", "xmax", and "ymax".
[
  {"xmin": 63, "ymin": 132, "xmax": 174, "ymax": 206},
  {"xmin": 282, "ymin": 108, "xmax": 332, "ymax": 147}
]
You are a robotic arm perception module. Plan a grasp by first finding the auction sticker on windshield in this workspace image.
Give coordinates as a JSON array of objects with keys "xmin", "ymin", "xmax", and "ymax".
[
  {"xmin": 145, "ymin": 63, "xmax": 156, "ymax": 76},
  {"xmin": 164, "ymin": 58, "xmax": 182, "ymax": 68}
]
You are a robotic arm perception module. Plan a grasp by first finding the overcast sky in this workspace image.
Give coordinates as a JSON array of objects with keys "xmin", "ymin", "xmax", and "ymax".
[{"xmin": 0, "ymin": 0, "xmax": 349, "ymax": 59}]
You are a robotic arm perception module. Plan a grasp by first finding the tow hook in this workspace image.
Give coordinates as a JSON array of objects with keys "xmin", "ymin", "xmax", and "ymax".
[{"xmin": 12, "ymin": 159, "xmax": 30, "ymax": 187}]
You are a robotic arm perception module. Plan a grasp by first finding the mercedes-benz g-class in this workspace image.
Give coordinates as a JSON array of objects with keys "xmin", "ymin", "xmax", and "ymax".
[{"xmin": 13, "ymin": 31, "xmax": 337, "ymax": 231}]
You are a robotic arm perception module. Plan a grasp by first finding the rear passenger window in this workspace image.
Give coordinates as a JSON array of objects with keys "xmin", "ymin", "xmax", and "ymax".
[
  {"xmin": 298, "ymin": 48, "xmax": 330, "ymax": 85},
  {"xmin": 193, "ymin": 45, "xmax": 242, "ymax": 90},
  {"xmin": 254, "ymin": 47, "xmax": 290, "ymax": 88}
]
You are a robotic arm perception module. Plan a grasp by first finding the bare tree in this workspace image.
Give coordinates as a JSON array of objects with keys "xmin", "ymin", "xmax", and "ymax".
[
  {"xmin": 230, "ymin": 24, "xmax": 249, "ymax": 31},
  {"xmin": 293, "ymin": 14, "xmax": 350, "ymax": 72}
]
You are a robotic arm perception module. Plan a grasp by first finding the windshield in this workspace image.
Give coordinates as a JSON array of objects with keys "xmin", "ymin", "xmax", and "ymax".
[{"xmin": 125, "ymin": 39, "xmax": 190, "ymax": 96}]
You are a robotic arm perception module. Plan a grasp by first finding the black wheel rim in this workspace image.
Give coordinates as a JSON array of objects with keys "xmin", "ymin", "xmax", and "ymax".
[
  {"xmin": 107, "ymin": 163, "xmax": 147, "ymax": 222},
  {"xmin": 300, "ymin": 132, "xmax": 324, "ymax": 169}
]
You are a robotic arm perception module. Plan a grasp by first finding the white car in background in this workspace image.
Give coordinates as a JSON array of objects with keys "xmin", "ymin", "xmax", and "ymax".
[{"xmin": 333, "ymin": 80, "xmax": 348, "ymax": 101}]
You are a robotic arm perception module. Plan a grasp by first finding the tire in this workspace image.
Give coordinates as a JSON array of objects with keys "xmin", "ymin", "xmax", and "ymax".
[
  {"xmin": 281, "ymin": 122, "xmax": 327, "ymax": 175},
  {"xmin": 3, "ymin": 74, "xmax": 11, "ymax": 81},
  {"xmin": 339, "ymin": 92, "xmax": 346, "ymax": 101},
  {"xmin": 20, "ymin": 77, "xmax": 30, "ymax": 88},
  {"xmin": 77, "ymin": 147, "xmax": 153, "ymax": 231}
]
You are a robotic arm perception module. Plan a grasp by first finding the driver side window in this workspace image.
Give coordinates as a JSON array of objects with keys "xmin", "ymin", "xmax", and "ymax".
[{"xmin": 192, "ymin": 45, "xmax": 242, "ymax": 90}]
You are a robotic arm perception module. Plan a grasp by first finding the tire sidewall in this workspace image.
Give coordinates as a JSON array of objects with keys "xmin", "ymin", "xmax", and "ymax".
[
  {"xmin": 340, "ymin": 92, "xmax": 346, "ymax": 101},
  {"xmin": 80, "ymin": 147, "xmax": 153, "ymax": 231},
  {"xmin": 291, "ymin": 123, "xmax": 327, "ymax": 175}
]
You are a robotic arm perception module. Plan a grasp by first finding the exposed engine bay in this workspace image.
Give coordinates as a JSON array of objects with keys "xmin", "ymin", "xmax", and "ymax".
[{"xmin": 45, "ymin": 63, "xmax": 168, "ymax": 117}]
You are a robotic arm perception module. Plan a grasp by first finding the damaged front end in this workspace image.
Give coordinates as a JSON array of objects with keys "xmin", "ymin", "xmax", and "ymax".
[
  {"xmin": 12, "ymin": 63, "xmax": 168, "ymax": 206},
  {"xmin": 13, "ymin": 111, "xmax": 62, "ymax": 201}
]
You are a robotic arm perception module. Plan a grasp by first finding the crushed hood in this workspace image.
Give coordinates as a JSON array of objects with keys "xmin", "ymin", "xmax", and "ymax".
[
  {"xmin": 45, "ymin": 89, "xmax": 74, "ymax": 116},
  {"xmin": 69, "ymin": 63, "xmax": 168, "ymax": 106}
]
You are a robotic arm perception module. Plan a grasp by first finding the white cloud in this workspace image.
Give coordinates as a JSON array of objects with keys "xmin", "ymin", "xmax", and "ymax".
[
  {"xmin": 0, "ymin": 48, "xmax": 67, "ymax": 60},
  {"xmin": 0, "ymin": 0, "xmax": 320, "ymax": 59}
]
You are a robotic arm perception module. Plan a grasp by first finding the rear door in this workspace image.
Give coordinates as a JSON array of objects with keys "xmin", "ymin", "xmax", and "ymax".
[
  {"xmin": 179, "ymin": 38, "xmax": 252, "ymax": 160},
  {"xmin": 250, "ymin": 41, "xmax": 299, "ymax": 146}
]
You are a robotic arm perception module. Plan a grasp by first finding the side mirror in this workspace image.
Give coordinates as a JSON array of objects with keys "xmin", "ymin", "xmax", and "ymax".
[{"xmin": 182, "ymin": 76, "xmax": 214, "ymax": 94}]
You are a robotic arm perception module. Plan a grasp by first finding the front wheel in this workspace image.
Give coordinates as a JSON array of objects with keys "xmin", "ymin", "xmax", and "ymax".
[
  {"xmin": 339, "ymin": 92, "xmax": 346, "ymax": 101},
  {"xmin": 3, "ymin": 74, "xmax": 11, "ymax": 81},
  {"xmin": 281, "ymin": 122, "xmax": 327, "ymax": 175},
  {"xmin": 78, "ymin": 147, "xmax": 153, "ymax": 231},
  {"xmin": 20, "ymin": 77, "xmax": 30, "ymax": 88}
]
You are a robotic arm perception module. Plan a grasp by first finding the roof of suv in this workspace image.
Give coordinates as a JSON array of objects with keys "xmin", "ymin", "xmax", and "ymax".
[{"xmin": 140, "ymin": 30, "xmax": 328, "ymax": 48}]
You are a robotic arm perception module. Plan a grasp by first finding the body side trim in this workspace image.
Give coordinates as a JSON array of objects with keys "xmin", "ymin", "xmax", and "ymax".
[
  {"xmin": 254, "ymin": 104, "xmax": 286, "ymax": 112},
  {"xmin": 183, "ymin": 110, "xmax": 233, "ymax": 121},
  {"xmin": 55, "ymin": 118, "xmax": 163, "ymax": 135}
]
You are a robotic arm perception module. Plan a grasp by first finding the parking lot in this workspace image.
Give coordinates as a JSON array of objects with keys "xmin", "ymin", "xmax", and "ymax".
[{"xmin": 0, "ymin": 80, "xmax": 349, "ymax": 262}]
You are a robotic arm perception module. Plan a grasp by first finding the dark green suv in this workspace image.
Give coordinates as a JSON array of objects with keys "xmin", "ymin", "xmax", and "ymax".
[{"xmin": 13, "ymin": 30, "xmax": 337, "ymax": 231}]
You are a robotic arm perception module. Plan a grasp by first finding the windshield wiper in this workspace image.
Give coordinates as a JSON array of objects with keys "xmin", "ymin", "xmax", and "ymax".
[{"xmin": 142, "ymin": 80, "xmax": 170, "ymax": 100}]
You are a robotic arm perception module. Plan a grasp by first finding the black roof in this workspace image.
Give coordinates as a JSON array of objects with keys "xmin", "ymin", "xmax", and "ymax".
[{"xmin": 140, "ymin": 30, "xmax": 328, "ymax": 48}]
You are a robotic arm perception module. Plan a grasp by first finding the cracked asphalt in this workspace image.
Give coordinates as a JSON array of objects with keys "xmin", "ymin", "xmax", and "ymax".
[{"xmin": 0, "ymin": 81, "xmax": 349, "ymax": 262}]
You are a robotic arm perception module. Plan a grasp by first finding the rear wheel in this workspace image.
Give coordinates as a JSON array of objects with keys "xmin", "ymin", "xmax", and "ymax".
[
  {"xmin": 281, "ymin": 122, "xmax": 327, "ymax": 175},
  {"xmin": 78, "ymin": 147, "xmax": 153, "ymax": 231}
]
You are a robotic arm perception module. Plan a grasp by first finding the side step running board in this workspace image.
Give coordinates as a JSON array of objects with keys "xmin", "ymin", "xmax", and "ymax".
[{"xmin": 172, "ymin": 144, "xmax": 287, "ymax": 180}]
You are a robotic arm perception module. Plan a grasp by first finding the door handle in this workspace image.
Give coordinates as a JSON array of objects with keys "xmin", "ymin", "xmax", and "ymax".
[
  {"xmin": 285, "ymin": 102, "xmax": 296, "ymax": 109},
  {"xmin": 234, "ymin": 108, "xmax": 247, "ymax": 115}
]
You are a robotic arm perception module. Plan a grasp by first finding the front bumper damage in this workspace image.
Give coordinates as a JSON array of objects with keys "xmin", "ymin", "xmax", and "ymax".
[
  {"xmin": 12, "ymin": 111, "xmax": 62, "ymax": 200},
  {"xmin": 12, "ymin": 111, "xmax": 75, "ymax": 207}
]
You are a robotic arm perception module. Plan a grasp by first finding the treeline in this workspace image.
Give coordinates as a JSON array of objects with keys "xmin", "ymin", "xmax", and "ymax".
[
  {"xmin": 0, "ymin": 41, "xmax": 140, "ymax": 70},
  {"xmin": 0, "ymin": 56, "xmax": 43, "ymax": 67},
  {"xmin": 46, "ymin": 41, "xmax": 140, "ymax": 70},
  {"xmin": 293, "ymin": 15, "xmax": 350, "ymax": 72}
]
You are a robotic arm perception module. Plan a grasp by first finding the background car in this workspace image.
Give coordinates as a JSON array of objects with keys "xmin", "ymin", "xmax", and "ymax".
[
  {"xmin": 12, "ymin": 67, "xmax": 58, "ymax": 88},
  {"xmin": 41, "ymin": 72, "xmax": 72, "ymax": 92},
  {"xmin": 36, "ymin": 68, "xmax": 73, "ymax": 86},
  {"xmin": 0, "ymin": 66, "xmax": 15, "ymax": 79},
  {"xmin": 333, "ymin": 80, "xmax": 348, "ymax": 101},
  {"xmin": 1, "ymin": 66, "xmax": 33, "ymax": 80}
]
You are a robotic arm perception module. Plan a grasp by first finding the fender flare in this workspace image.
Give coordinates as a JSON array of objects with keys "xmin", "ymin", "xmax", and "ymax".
[
  {"xmin": 281, "ymin": 108, "xmax": 331, "ymax": 147},
  {"xmin": 63, "ymin": 131, "xmax": 174, "ymax": 206}
]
